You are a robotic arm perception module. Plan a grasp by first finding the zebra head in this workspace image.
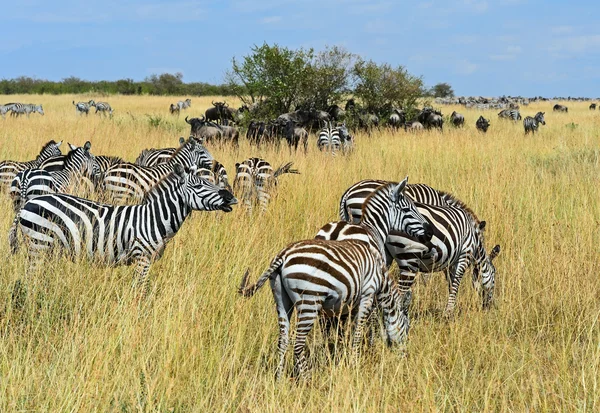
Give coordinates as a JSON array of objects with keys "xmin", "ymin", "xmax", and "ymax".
[
  {"xmin": 472, "ymin": 221, "xmax": 501, "ymax": 309},
  {"xmin": 174, "ymin": 164, "xmax": 237, "ymax": 212},
  {"xmin": 535, "ymin": 112, "xmax": 546, "ymax": 125},
  {"xmin": 67, "ymin": 141, "xmax": 100, "ymax": 180},
  {"xmin": 386, "ymin": 177, "xmax": 433, "ymax": 242},
  {"xmin": 384, "ymin": 289, "xmax": 412, "ymax": 347},
  {"xmin": 36, "ymin": 105, "xmax": 45, "ymax": 116},
  {"xmin": 188, "ymin": 137, "xmax": 214, "ymax": 170},
  {"xmin": 88, "ymin": 100, "xmax": 96, "ymax": 107},
  {"xmin": 39, "ymin": 140, "xmax": 63, "ymax": 160}
]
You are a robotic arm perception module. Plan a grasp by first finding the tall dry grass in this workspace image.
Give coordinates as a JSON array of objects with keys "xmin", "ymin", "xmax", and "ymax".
[{"xmin": 0, "ymin": 95, "xmax": 599, "ymax": 411}]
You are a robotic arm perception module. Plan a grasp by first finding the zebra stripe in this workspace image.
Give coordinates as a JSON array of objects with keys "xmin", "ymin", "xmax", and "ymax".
[
  {"xmin": 73, "ymin": 100, "xmax": 95, "ymax": 115},
  {"xmin": 238, "ymin": 180, "xmax": 430, "ymax": 379},
  {"xmin": 177, "ymin": 99, "xmax": 192, "ymax": 110},
  {"xmin": 9, "ymin": 164, "xmax": 238, "ymax": 296},
  {"xmin": 322, "ymin": 179, "xmax": 501, "ymax": 314},
  {"xmin": 93, "ymin": 101, "xmax": 113, "ymax": 116},
  {"xmin": 317, "ymin": 123, "xmax": 353, "ymax": 154},
  {"xmin": 523, "ymin": 112, "xmax": 546, "ymax": 134},
  {"xmin": 9, "ymin": 141, "xmax": 99, "ymax": 211},
  {"xmin": 102, "ymin": 137, "xmax": 213, "ymax": 203},
  {"xmin": 1, "ymin": 103, "xmax": 17, "ymax": 118},
  {"xmin": 0, "ymin": 140, "xmax": 63, "ymax": 188},
  {"xmin": 197, "ymin": 160, "xmax": 231, "ymax": 192},
  {"xmin": 9, "ymin": 103, "xmax": 44, "ymax": 117},
  {"xmin": 134, "ymin": 137, "xmax": 186, "ymax": 167},
  {"xmin": 233, "ymin": 158, "xmax": 299, "ymax": 213},
  {"xmin": 498, "ymin": 109, "xmax": 521, "ymax": 121}
]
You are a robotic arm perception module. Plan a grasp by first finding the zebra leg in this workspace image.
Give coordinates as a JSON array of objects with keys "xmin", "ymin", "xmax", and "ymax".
[
  {"xmin": 270, "ymin": 275, "xmax": 293, "ymax": 380},
  {"xmin": 351, "ymin": 293, "xmax": 375, "ymax": 358},
  {"xmin": 397, "ymin": 270, "xmax": 418, "ymax": 293},
  {"xmin": 133, "ymin": 255, "xmax": 153, "ymax": 297},
  {"xmin": 444, "ymin": 257, "xmax": 470, "ymax": 316},
  {"xmin": 293, "ymin": 301, "xmax": 322, "ymax": 380}
]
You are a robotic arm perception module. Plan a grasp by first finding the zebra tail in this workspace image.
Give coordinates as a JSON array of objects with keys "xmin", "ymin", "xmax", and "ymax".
[
  {"xmin": 339, "ymin": 193, "xmax": 351, "ymax": 222},
  {"xmin": 273, "ymin": 162, "xmax": 300, "ymax": 178},
  {"xmin": 8, "ymin": 214, "xmax": 20, "ymax": 254},
  {"xmin": 238, "ymin": 256, "xmax": 284, "ymax": 298}
]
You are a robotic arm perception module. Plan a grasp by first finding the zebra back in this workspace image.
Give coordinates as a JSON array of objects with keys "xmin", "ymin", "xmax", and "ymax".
[{"xmin": 0, "ymin": 140, "xmax": 63, "ymax": 187}]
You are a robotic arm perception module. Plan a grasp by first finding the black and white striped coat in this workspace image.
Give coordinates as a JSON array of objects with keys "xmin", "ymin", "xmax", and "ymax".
[
  {"xmin": 10, "ymin": 103, "xmax": 44, "ymax": 117},
  {"xmin": 1, "ymin": 103, "xmax": 17, "ymax": 118},
  {"xmin": 93, "ymin": 101, "xmax": 113, "ymax": 116},
  {"xmin": 198, "ymin": 160, "xmax": 231, "ymax": 192},
  {"xmin": 102, "ymin": 138, "xmax": 213, "ymax": 203},
  {"xmin": 9, "ymin": 142, "xmax": 98, "ymax": 211},
  {"xmin": 177, "ymin": 99, "xmax": 192, "ymax": 110},
  {"xmin": 134, "ymin": 137, "xmax": 186, "ymax": 167},
  {"xmin": 317, "ymin": 123, "xmax": 353, "ymax": 154},
  {"xmin": 0, "ymin": 140, "xmax": 63, "ymax": 188},
  {"xmin": 9, "ymin": 165, "xmax": 238, "ymax": 294},
  {"xmin": 233, "ymin": 158, "xmax": 299, "ymax": 213},
  {"xmin": 523, "ymin": 112, "xmax": 546, "ymax": 134},
  {"xmin": 319, "ymin": 179, "xmax": 501, "ymax": 314},
  {"xmin": 73, "ymin": 100, "xmax": 95, "ymax": 115},
  {"xmin": 498, "ymin": 109, "xmax": 521, "ymax": 121},
  {"xmin": 239, "ymin": 180, "xmax": 431, "ymax": 379}
]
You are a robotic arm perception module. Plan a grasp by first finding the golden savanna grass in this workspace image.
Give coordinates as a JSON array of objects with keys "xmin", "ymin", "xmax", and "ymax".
[{"xmin": 0, "ymin": 95, "xmax": 599, "ymax": 411}]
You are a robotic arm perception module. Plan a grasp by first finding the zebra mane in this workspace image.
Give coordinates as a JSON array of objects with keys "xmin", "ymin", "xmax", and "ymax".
[
  {"xmin": 39, "ymin": 140, "xmax": 58, "ymax": 152},
  {"xmin": 142, "ymin": 170, "xmax": 182, "ymax": 202},
  {"xmin": 167, "ymin": 138, "xmax": 194, "ymax": 161},
  {"xmin": 437, "ymin": 190, "xmax": 481, "ymax": 224}
]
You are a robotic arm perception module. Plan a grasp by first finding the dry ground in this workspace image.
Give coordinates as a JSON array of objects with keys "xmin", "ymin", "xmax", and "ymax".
[{"xmin": 0, "ymin": 95, "xmax": 599, "ymax": 412}]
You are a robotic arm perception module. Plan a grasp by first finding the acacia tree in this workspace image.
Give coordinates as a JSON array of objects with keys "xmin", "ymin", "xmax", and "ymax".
[{"xmin": 431, "ymin": 82, "xmax": 454, "ymax": 98}]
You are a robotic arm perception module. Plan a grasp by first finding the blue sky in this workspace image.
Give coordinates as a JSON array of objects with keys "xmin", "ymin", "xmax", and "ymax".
[{"xmin": 2, "ymin": 0, "xmax": 599, "ymax": 96}]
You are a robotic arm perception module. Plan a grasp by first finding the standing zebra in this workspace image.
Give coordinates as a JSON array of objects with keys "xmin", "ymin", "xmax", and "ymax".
[
  {"xmin": 73, "ymin": 100, "xmax": 95, "ymax": 115},
  {"xmin": 0, "ymin": 140, "xmax": 63, "ymax": 189},
  {"xmin": 317, "ymin": 123, "xmax": 353, "ymax": 154},
  {"xmin": 198, "ymin": 160, "xmax": 231, "ymax": 192},
  {"xmin": 10, "ymin": 103, "xmax": 44, "ymax": 117},
  {"xmin": 497, "ymin": 109, "xmax": 522, "ymax": 121},
  {"xmin": 233, "ymin": 158, "xmax": 299, "ymax": 213},
  {"xmin": 238, "ymin": 179, "xmax": 432, "ymax": 379},
  {"xmin": 1, "ymin": 103, "xmax": 17, "ymax": 118},
  {"xmin": 9, "ymin": 141, "xmax": 99, "ymax": 211},
  {"xmin": 102, "ymin": 137, "xmax": 213, "ymax": 203},
  {"xmin": 523, "ymin": 112, "xmax": 546, "ymax": 134},
  {"xmin": 9, "ymin": 164, "xmax": 238, "ymax": 297},
  {"xmin": 93, "ymin": 101, "xmax": 113, "ymax": 117},
  {"xmin": 134, "ymin": 137, "xmax": 186, "ymax": 167},
  {"xmin": 319, "ymin": 179, "xmax": 501, "ymax": 314},
  {"xmin": 177, "ymin": 99, "xmax": 192, "ymax": 110}
]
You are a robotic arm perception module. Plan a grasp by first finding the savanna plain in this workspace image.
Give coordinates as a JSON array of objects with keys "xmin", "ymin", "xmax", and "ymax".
[{"xmin": 0, "ymin": 95, "xmax": 599, "ymax": 412}]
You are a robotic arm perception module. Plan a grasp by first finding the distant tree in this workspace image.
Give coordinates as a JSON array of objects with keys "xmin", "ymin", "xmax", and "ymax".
[
  {"xmin": 115, "ymin": 78, "xmax": 137, "ymax": 95},
  {"xmin": 145, "ymin": 72, "xmax": 184, "ymax": 95},
  {"xmin": 431, "ymin": 82, "xmax": 454, "ymax": 98}
]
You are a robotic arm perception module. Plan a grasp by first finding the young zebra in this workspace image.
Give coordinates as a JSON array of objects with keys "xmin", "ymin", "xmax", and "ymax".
[
  {"xmin": 10, "ymin": 164, "xmax": 237, "ymax": 297},
  {"xmin": 317, "ymin": 123, "xmax": 353, "ymax": 154},
  {"xmin": 102, "ymin": 137, "xmax": 213, "ymax": 203},
  {"xmin": 93, "ymin": 101, "xmax": 113, "ymax": 117},
  {"xmin": 197, "ymin": 160, "xmax": 231, "ymax": 192},
  {"xmin": 134, "ymin": 137, "xmax": 186, "ymax": 167},
  {"xmin": 10, "ymin": 103, "xmax": 44, "ymax": 117},
  {"xmin": 497, "ymin": 109, "xmax": 522, "ymax": 121},
  {"xmin": 0, "ymin": 140, "xmax": 63, "ymax": 189},
  {"xmin": 239, "ymin": 179, "xmax": 431, "ymax": 379},
  {"xmin": 233, "ymin": 158, "xmax": 299, "ymax": 213},
  {"xmin": 9, "ymin": 141, "xmax": 99, "ymax": 211},
  {"xmin": 320, "ymin": 179, "xmax": 501, "ymax": 315},
  {"xmin": 73, "ymin": 100, "xmax": 95, "ymax": 115},
  {"xmin": 523, "ymin": 112, "xmax": 546, "ymax": 134}
]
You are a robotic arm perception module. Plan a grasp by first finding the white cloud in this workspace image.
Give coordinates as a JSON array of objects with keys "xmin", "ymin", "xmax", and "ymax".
[
  {"xmin": 455, "ymin": 59, "xmax": 478, "ymax": 75},
  {"xmin": 260, "ymin": 15, "xmax": 282, "ymax": 24}
]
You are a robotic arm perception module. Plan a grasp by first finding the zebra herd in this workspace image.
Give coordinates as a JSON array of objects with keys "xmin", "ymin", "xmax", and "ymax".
[
  {"xmin": 0, "ymin": 103, "xmax": 44, "ymax": 118},
  {"xmin": 73, "ymin": 99, "xmax": 113, "ymax": 116}
]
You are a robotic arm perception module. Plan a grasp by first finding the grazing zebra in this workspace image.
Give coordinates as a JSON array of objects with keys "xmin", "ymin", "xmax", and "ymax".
[
  {"xmin": 103, "ymin": 137, "xmax": 213, "ymax": 203},
  {"xmin": 73, "ymin": 100, "xmax": 95, "ymax": 115},
  {"xmin": 476, "ymin": 115, "xmax": 490, "ymax": 133},
  {"xmin": 134, "ymin": 137, "xmax": 186, "ymax": 167},
  {"xmin": 10, "ymin": 103, "xmax": 44, "ymax": 117},
  {"xmin": 177, "ymin": 99, "xmax": 192, "ymax": 110},
  {"xmin": 94, "ymin": 101, "xmax": 113, "ymax": 116},
  {"xmin": 498, "ymin": 109, "xmax": 522, "ymax": 121},
  {"xmin": 9, "ymin": 164, "xmax": 238, "ymax": 298},
  {"xmin": 553, "ymin": 104, "xmax": 568, "ymax": 113},
  {"xmin": 450, "ymin": 111, "xmax": 465, "ymax": 127},
  {"xmin": 233, "ymin": 158, "xmax": 299, "ymax": 213},
  {"xmin": 1, "ymin": 103, "xmax": 17, "ymax": 118},
  {"xmin": 523, "ymin": 112, "xmax": 546, "ymax": 134},
  {"xmin": 238, "ymin": 179, "xmax": 432, "ymax": 379},
  {"xmin": 317, "ymin": 123, "xmax": 353, "ymax": 154},
  {"xmin": 318, "ymin": 179, "xmax": 501, "ymax": 314},
  {"xmin": 198, "ymin": 160, "xmax": 231, "ymax": 192},
  {"xmin": 9, "ymin": 141, "xmax": 99, "ymax": 212},
  {"xmin": 0, "ymin": 140, "xmax": 63, "ymax": 189},
  {"xmin": 589, "ymin": 103, "xmax": 596, "ymax": 110}
]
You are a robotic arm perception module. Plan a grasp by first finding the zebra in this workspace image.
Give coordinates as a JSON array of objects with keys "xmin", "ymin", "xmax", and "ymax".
[
  {"xmin": 523, "ymin": 112, "xmax": 546, "ymax": 134},
  {"xmin": 318, "ymin": 179, "xmax": 501, "ymax": 315},
  {"xmin": 1, "ymin": 103, "xmax": 17, "ymax": 118},
  {"xmin": 553, "ymin": 104, "xmax": 568, "ymax": 113},
  {"xmin": 9, "ymin": 141, "xmax": 99, "ymax": 212},
  {"xmin": 134, "ymin": 137, "xmax": 186, "ymax": 167},
  {"xmin": 93, "ymin": 101, "xmax": 113, "ymax": 117},
  {"xmin": 450, "ymin": 111, "xmax": 465, "ymax": 127},
  {"xmin": 233, "ymin": 158, "xmax": 299, "ymax": 213},
  {"xmin": 498, "ymin": 109, "xmax": 522, "ymax": 121},
  {"xmin": 102, "ymin": 137, "xmax": 213, "ymax": 203},
  {"xmin": 10, "ymin": 103, "xmax": 44, "ymax": 117},
  {"xmin": 9, "ymin": 164, "xmax": 238, "ymax": 299},
  {"xmin": 317, "ymin": 123, "xmax": 353, "ymax": 154},
  {"xmin": 0, "ymin": 140, "xmax": 63, "ymax": 189},
  {"xmin": 177, "ymin": 99, "xmax": 192, "ymax": 110},
  {"xmin": 476, "ymin": 115, "xmax": 490, "ymax": 133},
  {"xmin": 198, "ymin": 160, "xmax": 231, "ymax": 192},
  {"xmin": 73, "ymin": 100, "xmax": 95, "ymax": 115},
  {"xmin": 238, "ymin": 179, "xmax": 432, "ymax": 379}
]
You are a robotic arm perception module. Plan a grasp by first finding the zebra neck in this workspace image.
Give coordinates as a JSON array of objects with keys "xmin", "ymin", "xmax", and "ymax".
[
  {"xmin": 145, "ymin": 185, "xmax": 190, "ymax": 238},
  {"xmin": 360, "ymin": 208, "xmax": 390, "ymax": 258}
]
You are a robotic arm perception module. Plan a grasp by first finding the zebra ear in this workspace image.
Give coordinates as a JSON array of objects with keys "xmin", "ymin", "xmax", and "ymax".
[
  {"xmin": 490, "ymin": 244, "xmax": 501, "ymax": 260},
  {"xmin": 56, "ymin": 141, "xmax": 63, "ymax": 148},
  {"xmin": 84, "ymin": 141, "xmax": 91, "ymax": 151},
  {"xmin": 479, "ymin": 221, "xmax": 486, "ymax": 231},
  {"xmin": 392, "ymin": 176, "xmax": 408, "ymax": 202},
  {"xmin": 179, "ymin": 137, "xmax": 185, "ymax": 145},
  {"xmin": 68, "ymin": 143, "xmax": 77, "ymax": 151}
]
